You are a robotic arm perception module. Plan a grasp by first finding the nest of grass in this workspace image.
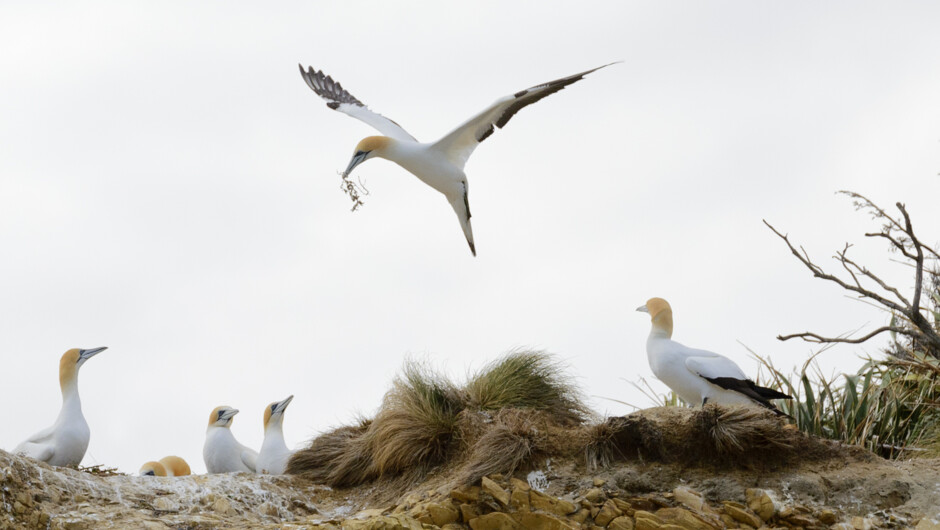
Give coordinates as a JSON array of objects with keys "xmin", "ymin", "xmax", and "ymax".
[{"xmin": 585, "ymin": 404, "xmax": 848, "ymax": 470}]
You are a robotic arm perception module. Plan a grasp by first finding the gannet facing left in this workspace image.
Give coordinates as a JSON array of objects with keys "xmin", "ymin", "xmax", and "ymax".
[
  {"xmin": 13, "ymin": 347, "xmax": 107, "ymax": 466},
  {"xmin": 203, "ymin": 406, "xmax": 258, "ymax": 474},
  {"xmin": 637, "ymin": 298, "xmax": 791, "ymax": 415},
  {"xmin": 257, "ymin": 395, "xmax": 294, "ymax": 475},
  {"xmin": 299, "ymin": 62, "xmax": 618, "ymax": 255}
]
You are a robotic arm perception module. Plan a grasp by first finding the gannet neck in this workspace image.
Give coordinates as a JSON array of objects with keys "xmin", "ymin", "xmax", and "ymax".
[{"xmin": 650, "ymin": 309, "xmax": 673, "ymax": 339}]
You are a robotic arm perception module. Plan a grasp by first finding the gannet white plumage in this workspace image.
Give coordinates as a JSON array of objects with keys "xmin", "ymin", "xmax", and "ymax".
[
  {"xmin": 257, "ymin": 395, "xmax": 294, "ymax": 475},
  {"xmin": 13, "ymin": 347, "xmax": 107, "ymax": 466},
  {"xmin": 203, "ymin": 406, "xmax": 258, "ymax": 474},
  {"xmin": 637, "ymin": 298, "xmax": 791, "ymax": 415},
  {"xmin": 299, "ymin": 62, "xmax": 617, "ymax": 255},
  {"xmin": 140, "ymin": 455, "xmax": 191, "ymax": 477}
]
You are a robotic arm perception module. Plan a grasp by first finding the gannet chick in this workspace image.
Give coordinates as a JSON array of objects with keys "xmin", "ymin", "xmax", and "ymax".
[
  {"xmin": 637, "ymin": 298, "xmax": 791, "ymax": 415},
  {"xmin": 139, "ymin": 456, "xmax": 191, "ymax": 477},
  {"xmin": 299, "ymin": 62, "xmax": 618, "ymax": 255},
  {"xmin": 257, "ymin": 395, "xmax": 294, "ymax": 475},
  {"xmin": 203, "ymin": 406, "xmax": 258, "ymax": 474},
  {"xmin": 13, "ymin": 347, "xmax": 108, "ymax": 466}
]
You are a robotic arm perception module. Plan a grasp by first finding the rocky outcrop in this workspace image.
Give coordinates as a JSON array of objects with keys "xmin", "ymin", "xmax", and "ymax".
[{"xmin": 2, "ymin": 447, "xmax": 939, "ymax": 529}]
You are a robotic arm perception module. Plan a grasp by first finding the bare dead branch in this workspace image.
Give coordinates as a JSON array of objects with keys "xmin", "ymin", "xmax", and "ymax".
[{"xmin": 777, "ymin": 326, "xmax": 908, "ymax": 345}]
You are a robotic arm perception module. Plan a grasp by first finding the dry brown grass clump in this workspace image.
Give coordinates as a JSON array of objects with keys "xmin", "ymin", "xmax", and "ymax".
[
  {"xmin": 586, "ymin": 405, "xmax": 847, "ymax": 470},
  {"xmin": 288, "ymin": 350, "xmax": 591, "ymax": 488}
]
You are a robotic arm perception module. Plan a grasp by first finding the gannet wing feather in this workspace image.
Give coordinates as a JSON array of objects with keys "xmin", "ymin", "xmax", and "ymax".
[
  {"xmin": 298, "ymin": 65, "xmax": 417, "ymax": 143},
  {"xmin": 240, "ymin": 446, "xmax": 259, "ymax": 473},
  {"xmin": 684, "ymin": 352, "xmax": 749, "ymax": 381},
  {"xmin": 432, "ymin": 62, "xmax": 618, "ymax": 168}
]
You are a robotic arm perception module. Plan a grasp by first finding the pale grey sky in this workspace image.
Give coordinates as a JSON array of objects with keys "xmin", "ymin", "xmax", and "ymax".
[{"xmin": 1, "ymin": 1, "xmax": 938, "ymax": 474}]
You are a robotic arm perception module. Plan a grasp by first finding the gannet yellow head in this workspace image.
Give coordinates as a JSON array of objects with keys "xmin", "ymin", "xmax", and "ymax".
[
  {"xmin": 208, "ymin": 406, "xmax": 239, "ymax": 428},
  {"xmin": 59, "ymin": 347, "xmax": 107, "ymax": 389},
  {"xmin": 636, "ymin": 297, "xmax": 674, "ymax": 337},
  {"xmin": 139, "ymin": 461, "xmax": 168, "ymax": 477},
  {"xmin": 263, "ymin": 395, "xmax": 294, "ymax": 431},
  {"xmin": 344, "ymin": 136, "xmax": 391, "ymax": 175},
  {"xmin": 159, "ymin": 455, "xmax": 191, "ymax": 477}
]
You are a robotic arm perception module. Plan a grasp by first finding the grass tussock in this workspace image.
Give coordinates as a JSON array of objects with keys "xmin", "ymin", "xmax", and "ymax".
[
  {"xmin": 288, "ymin": 350, "xmax": 592, "ymax": 487},
  {"xmin": 465, "ymin": 350, "xmax": 591, "ymax": 426},
  {"xmin": 585, "ymin": 405, "xmax": 841, "ymax": 470}
]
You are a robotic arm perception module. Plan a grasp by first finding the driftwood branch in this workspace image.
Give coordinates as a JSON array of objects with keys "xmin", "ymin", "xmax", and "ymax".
[{"xmin": 764, "ymin": 191, "xmax": 940, "ymax": 357}]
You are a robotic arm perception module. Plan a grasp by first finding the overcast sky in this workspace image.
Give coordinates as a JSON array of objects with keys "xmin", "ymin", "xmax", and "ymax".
[{"xmin": 2, "ymin": 1, "xmax": 939, "ymax": 474}]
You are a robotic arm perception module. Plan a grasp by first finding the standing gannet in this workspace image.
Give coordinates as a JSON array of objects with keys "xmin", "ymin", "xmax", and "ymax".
[
  {"xmin": 637, "ymin": 298, "xmax": 791, "ymax": 415},
  {"xmin": 203, "ymin": 406, "xmax": 258, "ymax": 474},
  {"xmin": 139, "ymin": 455, "xmax": 191, "ymax": 476},
  {"xmin": 257, "ymin": 395, "xmax": 294, "ymax": 475},
  {"xmin": 299, "ymin": 62, "xmax": 618, "ymax": 255},
  {"xmin": 13, "ymin": 347, "xmax": 107, "ymax": 466}
]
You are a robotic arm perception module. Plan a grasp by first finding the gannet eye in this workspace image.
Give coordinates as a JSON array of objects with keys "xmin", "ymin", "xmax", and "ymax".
[
  {"xmin": 144, "ymin": 470, "xmax": 155, "ymax": 476},
  {"xmin": 271, "ymin": 404, "xmax": 278, "ymax": 412}
]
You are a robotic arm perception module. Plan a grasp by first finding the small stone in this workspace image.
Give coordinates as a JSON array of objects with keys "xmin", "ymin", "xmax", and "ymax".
[
  {"xmin": 152, "ymin": 497, "xmax": 178, "ymax": 511},
  {"xmin": 786, "ymin": 514, "xmax": 818, "ymax": 527},
  {"xmin": 609, "ymin": 516, "xmax": 637, "ymax": 530},
  {"xmin": 723, "ymin": 504, "xmax": 762, "ymax": 529},
  {"xmin": 529, "ymin": 489, "xmax": 577, "ymax": 516},
  {"xmin": 260, "ymin": 502, "xmax": 280, "ymax": 517},
  {"xmin": 571, "ymin": 508, "xmax": 591, "ymax": 524},
  {"xmin": 515, "ymin": 512, "xmax": 578, "ymax": 530},
  {"xmin": 593, "ymin": 478, "xmax": 607, "ymax": 487},
  {"xmin": 595, "ymin": 500, "xmax": 624, "ymax": 527},
  {"xmin": 469, "ymin": 512, "xmax": 523, "ymax": 530},
  {"xmin": 482, "ymin": 476, "xmax": 510, "ymax": 506},
  {"xmin": 459, "ymin": 503, "xmax": 481, "ymax": 523},
  {"xmin": 718, "ymin": 514, "xmax": 737, "ymax": 528},
  {"xmin": 13, "ymin": 501, "xmax": 26, "ymax": 515},
  {"xmin": 510, "ymin": 489, "xmax": 530, "ymax": 511},
  {"xmin": 613, "ymin": 498, "xmax": 635, "ymax": 515},
  {"xmin": 210, "ymin": 497, "xmax": 236, "ymax": 516},
  {"xmin": 16, "ymin": 492, "xmax": 33, "ymax": 508},
  {"xmin": 673, "ymin": 487, "xmax": 704, "ymax": 512},
  {"xmin": 451, "ymin": 486, "xmax": 482, "ymax": 503},
  {"xmin": 851, "ymin": 516, "xmax": 873, "ymax": 530},
  {"xmin": 634, "ymin": 510, "xmax": 664, "ymax": 530},
  {"xmin": 744, "ymin": 489, "xmax": 776, "ymax": 522},
  {"xmin": 657, "ymin": 506, "xmax": 722, "ymax": 530},
  {"xmin": 510, "ymin": 478, "xmax": 530, "ymax": 492},
  {"xmin": 819, "ymin": 509, "xmax": 839, "ymax": 524},
  {"xmin": 584, "ymin": 488, "xmax": 607, "ymax": 504},
  {"xmin": 426, "ymin": 503, "xmax": 460, "ymax": 526}
]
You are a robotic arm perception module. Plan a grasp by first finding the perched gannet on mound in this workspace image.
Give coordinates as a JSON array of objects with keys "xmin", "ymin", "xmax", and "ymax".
[
  {"xmin": 139, "ymin": 455, "xmax": 191, "ymax": 477},
  {"xmin": 637, "ymin": 298, "xmax": 791, "ymax": 415},
  {"xmin": 13, "ymin": 347, "xmax": 107, "ymax": 466},
  {"xmin": 257, "ymin": 395, "xmax": 295, "ymax": 475},
  {"xmin": 203, "ymin": 406, "xmax": 258, "ymax": 474},
  {"xmin": 298, "ymin": 62, "xmax": 618, "ymax": 255}
]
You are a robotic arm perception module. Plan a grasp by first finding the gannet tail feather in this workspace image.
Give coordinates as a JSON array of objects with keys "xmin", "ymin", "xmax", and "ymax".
[
  {"xmin": 701, "ymin": 376, "xmax": 793, "ymax": 416},
  {"xmin": 449, "ymin": 184, "xmax": 476, "ymax": 256},
  {"xmin": 432, "ymin": 62, "xmax": 619, "ymax": 168},
  {"xmin": 298, "ymin": 64, "xmax": 417, "ymax": 142}
]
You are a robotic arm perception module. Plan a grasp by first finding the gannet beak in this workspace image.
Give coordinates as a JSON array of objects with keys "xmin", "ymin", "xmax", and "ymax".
[
  {"xmin": 78, "ymin": 346, "xmax": 108, "ymax": 361},
  {"xmin": 636, "ymin": 305, "xmax": 649, "ymax": 313},
  {"xmin": 221, "ymin": 408, "xmax": 240, "ymax": 421},
  {"xmin": 274, "ymin": 395, "xmax": 294, "ymax": 415},
  {"xmin": 344, "ymin": 150, "xmax": 370, "ymax": 175}
]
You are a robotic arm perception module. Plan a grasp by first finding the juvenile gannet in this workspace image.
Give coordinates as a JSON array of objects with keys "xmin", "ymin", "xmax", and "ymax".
[
  {"xmin": 140, "ymin": 455, "xmax": 191, "ymax": 477},
  {"xmin": 299, "ymin": 62, "xmax": 617, "ymax": 255},
  {"xmin": 13, "ymin": 347, "xmax": 107, "ymax": 466},
  {"xmin": 203, "ymin": 406, "xmax": 258, "ymax": 474},
  {"xmin": 637, "ymin": 298, "xmax": 791, "ymax": 415},
  {"xmin": 257, "ymin": 395, "xmax": 294, "ymax": 475}
]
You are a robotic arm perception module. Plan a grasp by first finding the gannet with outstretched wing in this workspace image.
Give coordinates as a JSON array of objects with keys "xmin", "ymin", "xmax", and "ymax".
[
  {"xmin": 13, "ymin": 347, "xmax": 107, "ymax": 466},
  {"xmin": 637, "ymin": 298, "xmax": 791, "ymax": 415},
  {"xmin": 299, "ymin": 62, "xmax": 618, "ymax": 255}
]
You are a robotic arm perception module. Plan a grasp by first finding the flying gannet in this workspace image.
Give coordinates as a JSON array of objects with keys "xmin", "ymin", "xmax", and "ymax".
[
  {"xmin": 203, "ymin": 406, "xmax": 258, "ymax": 474},
  {"xmin": 299, "ymin": 62, "xmax": 617, "ymax": 255},
  {"xmin": 257, "ymin": 395, "xmax": 294, "ymax": 475},
  {"xmin": 140, "ymin": 455, "xmax": 191, "ymax": 476},
  {"xmin": 13, "ymin": 347, "xmax": 107, "ymax": 466},
  {"xmin": 637, "ymin": 298, "xmax": 791, "ymax": 415}
]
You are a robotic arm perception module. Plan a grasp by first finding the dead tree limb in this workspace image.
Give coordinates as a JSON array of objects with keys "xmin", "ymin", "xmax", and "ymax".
[{"xmin": 764, "ymin": 191, "xmax": 940, "ymax": 359}]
